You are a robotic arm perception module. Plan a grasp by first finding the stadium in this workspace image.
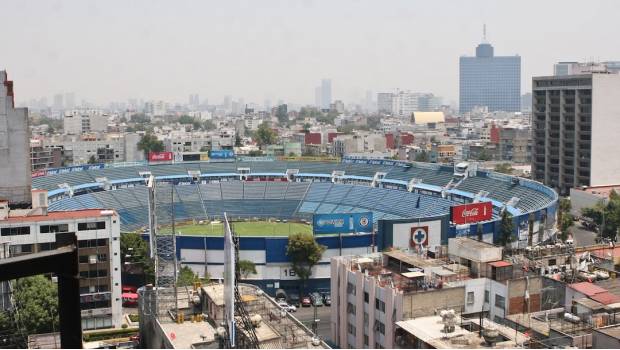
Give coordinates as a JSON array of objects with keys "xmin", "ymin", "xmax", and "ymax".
[{"xmin": 32, "ymin": 156, "xmax": 558, "ymax": 295}]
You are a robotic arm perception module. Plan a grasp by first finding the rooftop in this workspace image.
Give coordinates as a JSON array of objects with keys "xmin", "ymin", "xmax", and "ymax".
[
  {"xmin": 568, "ymin": 282, "xmax": 608, "ymax": 297},
  {"xmin": 1, "ymin": 209, "xmax": 116, "ymax": 223},
  {"xmin": 594, "ymin": 324, "xmax": 620, "ymax": 340}
]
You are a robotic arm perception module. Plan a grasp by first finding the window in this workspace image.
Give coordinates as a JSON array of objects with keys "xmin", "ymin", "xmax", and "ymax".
[
  {"xmin": 78, "ymin": 221, "xmax": 106, "ymax": 231},
  {"xmin": 347, "ymin": 282, "xmax": 356, "ymax": 296},
  {"xmin": 347, "ymin": 302, "xmax": 356, "ymax": 315},
  {"xmin": 347, "ymin": 323, "xmax": 356, "ymax": 336},
  {"xmin": 364, "ymin": 335, "xmax": 369, "ymax": 346},
  {"xmin": 363, "ymin": 312, "xmax": 369, "ymax": 326},
  {"xmin": 40, "ymin": 224, "xmax": 69, "ymax": 234},
  {"xmin": 375, "ymin": 321, "xmax": 385, "ymax": 334},
  {"xmin": 375, "ymin": 298, "xmax": 385, "ymax": 312},
  {"xmin": 1, "ymin": 226, "xmax": 30, "ymax": 236},
  {"xmin": 467, "ymin": 291, "xmax": 475, "ymax": 305},
  {"xmin": 77, "ymin": 239, "xmax": 108, "ymax": 248},
  {"xmin": 364, "ymin": 291, "xmax": 369, "ymax": 303},
  {"xmin": 495, "ymin": 294, "xmax": 505, "ymax": 309},
  {"xmin": 484, "ymin": 290, "xmax": 489, "ymax": 303}
]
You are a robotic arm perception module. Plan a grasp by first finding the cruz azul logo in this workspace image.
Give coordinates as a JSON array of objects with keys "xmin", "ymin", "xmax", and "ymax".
[
  {"xmin": 359, "ymin": 216, "xmax": 369, "ymax": 227},
  {"xmin": 410, "ymin": 226, "xmax": 429, "ymax": 247}
]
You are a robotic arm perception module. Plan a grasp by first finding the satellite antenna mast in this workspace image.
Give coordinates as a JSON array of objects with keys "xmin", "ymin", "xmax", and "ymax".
[{"xmin": 483, "ymin": 23, "xmax": 487, "ymax": 41}]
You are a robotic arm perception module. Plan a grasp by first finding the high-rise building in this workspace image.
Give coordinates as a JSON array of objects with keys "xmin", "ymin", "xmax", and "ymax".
[
  {"xmin": 0, "ymin": 71, "xmax": 31, "ymax": 207},
  {"xmin": 532, "ymin": 72, "xmax": 620, "ymax": 195},
  {"xmin": 63, "ymin": 110, "xmax": 109, "ymax": 135},
  {"xmin": 53, "ymin": 93, "xmax": 64, "ymax": 110},
  {"xmin": 459, "ymin": 27, "xmax": 521, "ymax": 113},
  {"xmin": 321, "ymin": 79, "xmax": 332, "ymax": 110},
  {"xmin": 65, "ymin": 92, "xmax": 76, "ymax": 109},
  {"xmin": 188, "ymin": 94, "xmax": 200, "ymax": 107},
  {"xmin": 377, "ymin": 92, "xmax": 393, "ymax": 114},
  {"xmin": 315, "ymin": 86, "xmax": 322, "ymax": 108}
]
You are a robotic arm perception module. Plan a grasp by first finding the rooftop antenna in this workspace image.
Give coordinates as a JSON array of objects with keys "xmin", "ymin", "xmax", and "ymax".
[{"xmin": 483, "ymin": 23, "xmax": 487, "ymax": 43}]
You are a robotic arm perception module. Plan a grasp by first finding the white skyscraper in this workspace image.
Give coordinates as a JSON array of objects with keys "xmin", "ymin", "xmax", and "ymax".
[{"xmin": 321, "ymin": 79, "xmax": 332, "ymax": 110}]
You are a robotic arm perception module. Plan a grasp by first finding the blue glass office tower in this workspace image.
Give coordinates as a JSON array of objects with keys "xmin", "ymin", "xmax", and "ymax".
[{"xmin": 459, "ymin": 40, "xmax": 521, "ymax": 113}]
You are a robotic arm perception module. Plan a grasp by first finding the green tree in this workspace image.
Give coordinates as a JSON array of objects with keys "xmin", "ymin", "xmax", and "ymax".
[
  {"xmin": 582, "ymin": 190, "xmax": 620, "ymax": 240},
  {"xmin": 255, "ymin": 122, "xmax": 277, "ymax": 146},
  {"xmin": 235, "ymin": 134, "xmax": 242, "ymax": 147},
  {"xmin": 286, "ymin": 233, "xmax": 326, "ymax": 293},
  {"xmin": 203, "ymin": 120, "xmax": 216, "ymax": 131},
  {"xmin": 494, "ymin": 163, "xmax": 514, "ymax": 174},
  {"xmin": 87, "ymin": 155, "xmax": 98, "ymax": 164},
  {"xmin": 477, "ymin": 149, "xmax": 491, "ymax": 161},
  {"xmin": 415, "ymin": 151, "xmax": 429, "ymax": 162},
  {"xmin": 238, "ymin": 260, "xmax": 257, "ymax": 279},
  {"xmin": 137, "ymin": 133, "xmax": 164, "ymax": 158},
  {"xmin": 248, "ymin": 150, "xmax": 264, "ymax": 156},
  {"xmin": 498, "ymin": 210, "xmax": 515, "ymax": 248},
  {"xmin": 130, "ymin": 114, "xmax": 150, "ymax": 124},
  {"xmin": 12, "ymin": 275, "xmax": 59, "ymax": 335},
  {"xmin": 557, "ymin": 198, "xmax": 573, "ymax": 241},
  {"xmin": 121, "ymin": 232, "xmax": 154, "ymax": 284},
  {"xmin": 200, "ymin": 146, "xmax": 210, "ymax": 152},
  {"xmin": 177, "ymin": 266, "xmax": 197, "ymax": 287},
  {"xmin": 178, "ymin": 115, "xmax": 195, "ymax": 125}
]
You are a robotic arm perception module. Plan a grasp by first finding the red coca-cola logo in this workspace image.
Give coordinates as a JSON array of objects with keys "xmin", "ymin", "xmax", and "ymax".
[{"xmin": 461, "ymin": 208, "xmax": 479, "ymax": 217}]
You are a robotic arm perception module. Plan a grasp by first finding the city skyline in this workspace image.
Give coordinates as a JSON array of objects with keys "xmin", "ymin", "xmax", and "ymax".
[{"xmin": 2, "ymin": 0, "xmax": 620, "ymax": 107}]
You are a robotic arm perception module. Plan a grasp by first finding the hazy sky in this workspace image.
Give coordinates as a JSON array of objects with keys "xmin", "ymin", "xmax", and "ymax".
[{"xmin": 3, "ymin": 0, "xmax": 620, "ymax": 106}]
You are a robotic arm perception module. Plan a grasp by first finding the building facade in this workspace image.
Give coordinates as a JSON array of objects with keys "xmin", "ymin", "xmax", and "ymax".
[
  {"xmin": 0, "ymin": 193, "xmax": 122, "ymax": 331},
  {"xmin": 0, "ymin": 71, "xmax": 31, "ymax": 206},
  {"xmin": 532, "ymin": 73, "xmax": 620, "ymax": 195},
  {"xmin": 63, "ymin": 110, "xmax": 109, "ymax": 135},
  {"xmin": 459, "ymin": 40, "xmax": 521, "ymax": 113}
]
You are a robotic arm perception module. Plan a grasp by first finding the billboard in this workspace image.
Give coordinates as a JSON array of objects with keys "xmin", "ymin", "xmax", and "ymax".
[
  {"xmin": 31, "ymin": 170, "xmax": 46, "ymax": 178},
  {"xmin": 148, "ymin": 151, "xmax": 173, "ymax": 162},
  {"xmin": 313, "ymin": 212, "xmax": 373, "ymax": 234},
  {"xmin": 451, "ymin": 202, "xmax": 493, "ymax": 225},
  {"xmin": 209, "ymin": 149, "xmax": 235, "ymax": 159},
  {"xmin": 409, "ymin": 226, "xmax": 429, "ymax": 247}
]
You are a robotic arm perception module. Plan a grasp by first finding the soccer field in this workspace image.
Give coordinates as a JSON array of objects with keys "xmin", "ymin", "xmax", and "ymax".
[{"xmin": 159, "ymin": 220, "xmax": 313, "ymax": 236}]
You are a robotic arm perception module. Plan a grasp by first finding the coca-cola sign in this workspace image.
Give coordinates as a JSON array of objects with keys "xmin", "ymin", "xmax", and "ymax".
[
  {"xmin": 148, "ymin": 152, "xmax": 173, "ymax": 162},
  {"xmin": 451, "ymin": 202, "xmax": 493, "ymax": 225}
]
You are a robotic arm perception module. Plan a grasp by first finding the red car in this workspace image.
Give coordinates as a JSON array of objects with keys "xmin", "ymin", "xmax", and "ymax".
[
  {"xmin": 301, "ymin": 296, "xmax": 312, "ymax": 307},
  {"xmin": 122, "ymin": 285, "xmax": 137, "ymax": 293}
]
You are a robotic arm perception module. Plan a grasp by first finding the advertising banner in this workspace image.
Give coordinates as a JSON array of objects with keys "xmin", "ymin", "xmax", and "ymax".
[
  {"xmin": 409, "ymin": 226, "xmax": 429, "ymax": 247},
  {"xmin": 451, "ymin": 202, "xmax": 493, "ymax": 225},
  {"xmin": 209, "ymin": 149, "xmax": 235, "ymax": 159},
  {"xmin": 313, "ymin": 212, "xmax": 373, "ymax": 234},
  {"xmin": 148, "ymin": 151, "xmax": 173, "ymax": 162}
]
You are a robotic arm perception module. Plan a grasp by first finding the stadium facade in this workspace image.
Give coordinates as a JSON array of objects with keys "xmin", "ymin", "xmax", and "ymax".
[{"xmin": 32, "ymin": 158, "xmax": 558, "ymax": 295}]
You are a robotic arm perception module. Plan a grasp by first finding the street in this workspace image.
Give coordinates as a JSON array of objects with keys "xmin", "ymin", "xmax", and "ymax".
[
  {"xmin": 293, "ymin": 304, "xmax": 333, "ymax": 343},
  {"xmin": 570, "ymin": 221, "xmax": 598, "ymax": 247}
]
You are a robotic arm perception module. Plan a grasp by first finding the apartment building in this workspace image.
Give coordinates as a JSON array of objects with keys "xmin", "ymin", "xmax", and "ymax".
[
  {"xmin": 332, "ymin": 133, "xmax": 387, "ymax": 157},
  {"xmin": 63, "ymin": 110, "xmax": 109, "ymax": 135},
  {"xmin": 0, "ymin": 191, "xmax": 122, "ymax": 330},
  {"xmin": 532, "ymin": 73, "xmax": 620, "ymax": 195}
]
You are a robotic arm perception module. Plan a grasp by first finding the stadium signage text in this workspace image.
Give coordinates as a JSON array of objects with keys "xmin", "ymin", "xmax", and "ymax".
[
  {"xmin": 313, "ymin": 212, "xmax": 373, "ymax": 234},
  {"xmin": 148, "ymin": 152, "xmax": 173, "ymax": 162},
  {"xmin": 451, "ymin": 202, "xmax": 493, "ymax": 225}
]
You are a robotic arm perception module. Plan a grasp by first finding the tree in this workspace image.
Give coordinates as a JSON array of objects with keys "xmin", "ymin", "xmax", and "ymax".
[
  {"xmin": 130, "ymin": 114, "xmax": 150, "ymax": 124},
  {"xmin": 203, "ymin": 120, "xmax": 216, "ymax": 131},
  {"xmin": 557, "ymin": 198, "xmax": 573, "ymax": 241},
  {"xmin": 12, "ymin": 275, "xmax": 59, "ymax": 335},
  {"xmin": 582, "ymin": 190, "xmax": 620, "ymax": 240},
  {"xmin": 137, "ymin": 133, "xmax": 164, "ymax": 158},
  {"xmin": 178, "ymin": 115, "xmax": 195, "ymax": 125},
  {"xmin": 286, "ymin": 233, "xmax": 326, "ymax": 293},
  {"xmin": 238, "ymin": 260, "xmax": 257, "ymax": 279},
  {"xmin": 415, "ymin": 151, "xmax": 429, "ymax": 162},
  {"xmin": 87, "ymin": 155, "xmax": 98, "ymax": 164},
  {"xmin": 177, "ymin": 266, "xmax": 197, "ymax": 287},
  {"xmin": 248, "ymin": 150, "xmax": 263, "ymax": 156},
  {"xmin": 498, "ymin": 210, "xmax": 515, "ymax": 248},
  {"xmin": 494, "ymin": 163, "xmax": 514, "ymax": 174},
  {"xmin": 235, "ymin": 134, "xmax": 243, "ymax": 147},
  {"xmin": 200, "ymin": 146, "xmax": 210, "ymax": 152},
  {"xmin": 255, "ymin": 122, "xmax": 277, "ymax": 146},
  {"xmin": 477, "ymin": 149, "xmax": 491, "ymax": 161},
  {"xmin": 121, "ymin": 232, "xmax": 154, "ymax": 284}
]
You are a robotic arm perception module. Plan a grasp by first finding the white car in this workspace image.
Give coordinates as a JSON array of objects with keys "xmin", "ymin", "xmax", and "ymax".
[{"xmin": 277, "ymin": 302, "xmax": 297, "ymax": 313}]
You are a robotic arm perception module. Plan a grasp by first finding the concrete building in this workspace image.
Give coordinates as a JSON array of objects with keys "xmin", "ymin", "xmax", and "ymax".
[
  {"xmin": 0, "ymin": 71, "xmax": 32, "ymax": 206},
  {"xmin": 554, "ymin": 61, "xmax": 620, "ymax": 76},
  {"xmin": 459, "ymin": 31, "xmax": 521, "ymax": 113},
  {"xmin": 30, "ymin": 139, "xmax": 63, "ymax": 171},
  {"xmin": 497, "ymin": 126, "xmax": 531, "ymax": 163},
  {"xmin": 377, "ymin": 93, "xmax": 393, "ymax": 114},
  {"xmin": 532, "ymin": 73, "xmax": 620, "ymax": 195},
  {"xmin": 0, "ymin": 191, "xmax": 122, "ymax": 330},
  {"xmin": 63, "ymin": 110, "xmax": 109, "ymax": 135},
  {"xmin": 45, "ymin": 133, "xmax": 144, "ymax": 165},
  {"xmin": 332, "ymin": 133, "xmax": 386, "ymax": 157}
]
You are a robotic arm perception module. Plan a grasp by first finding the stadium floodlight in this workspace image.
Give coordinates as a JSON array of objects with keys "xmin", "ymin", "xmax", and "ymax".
[{"xmin": 223, "ymin": 213, "xmax": 236, "ymax": 348}]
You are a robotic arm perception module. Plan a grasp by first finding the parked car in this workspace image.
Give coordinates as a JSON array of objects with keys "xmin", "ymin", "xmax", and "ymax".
[
  {"xmin": 322, "ymin": 293, "xmax": 331, "ymax": 306},
  {"xmin": 277, "ymin": 302, "xmax": 297, "ymax": 313},
  {"xmin": 301, "ymin": 296, "xmax": 312, "ymax": 307},
  {"xmin": 289, "ymin": 293, "xmax": 300, "ymax": 308},
  {"xmin": 311, "ymin": 292, "xmax": 323, "ymax": 307}
]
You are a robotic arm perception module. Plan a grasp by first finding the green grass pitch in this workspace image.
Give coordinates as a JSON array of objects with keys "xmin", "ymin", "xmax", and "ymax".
[{"xmin": 159, "ymin": 220, "xmax": 313, "ymax": 236}]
